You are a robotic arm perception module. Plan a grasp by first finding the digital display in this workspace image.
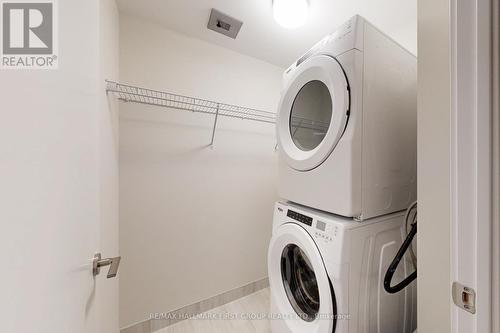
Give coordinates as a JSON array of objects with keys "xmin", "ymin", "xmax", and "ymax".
[
  {"xmin": 316, "ymin": 220, "xmax": 326, "ymax": 231},
  {"xmin": 287, "ymin": 209, "xmax": 313, "ymax": 226}
]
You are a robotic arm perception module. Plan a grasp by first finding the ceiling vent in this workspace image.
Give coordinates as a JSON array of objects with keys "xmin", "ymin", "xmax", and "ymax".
[{"xmin": 207, "ymin": 9, "xmax": 243, "ymax": 39}]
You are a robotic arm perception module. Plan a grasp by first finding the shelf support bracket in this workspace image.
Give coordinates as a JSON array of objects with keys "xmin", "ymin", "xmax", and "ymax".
[{"xmin": 210, "ymin": 104, "xmax": 220, "ymax": 148}]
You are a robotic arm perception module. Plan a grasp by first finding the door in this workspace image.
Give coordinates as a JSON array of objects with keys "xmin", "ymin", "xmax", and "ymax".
[
  {"xmin": 0, "ymin": 1, "xmax": 119, "ymax": 332},
  {"xmin": 276, "ymin": 55, "xmax": 350, "ymax": 171},
  {"xmin": 268, "ymin": 223, "xmax": 336, "ymax": 333}
]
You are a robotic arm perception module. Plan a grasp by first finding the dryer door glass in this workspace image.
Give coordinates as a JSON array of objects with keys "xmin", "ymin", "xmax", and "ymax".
[
  {"xmin": 276, "ymin": 55, "xmax": 349, "ymax": 171},
  {"xmin": 281, "ymin": 244, "xmax": 320, "ymax": 321},
  {"xmin": 289, "ymin": 80, "xmax": 332, "ymax": 151}
]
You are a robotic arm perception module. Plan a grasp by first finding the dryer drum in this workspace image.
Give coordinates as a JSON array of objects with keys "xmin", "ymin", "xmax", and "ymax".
[{"xmin": 289, "ymin": 80, "xmax": 333, "ymax": 152}]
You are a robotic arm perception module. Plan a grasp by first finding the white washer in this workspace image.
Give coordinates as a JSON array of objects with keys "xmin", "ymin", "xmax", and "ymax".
[
  {"xmin": 268, "ymin": 201, "xmax": 417, "ymax": 333},
  {"xmin": 277, "ymin": 15, "xmax": 417, "ymax": 220}
]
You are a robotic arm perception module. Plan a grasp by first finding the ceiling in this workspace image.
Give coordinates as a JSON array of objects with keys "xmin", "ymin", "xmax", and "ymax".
[{"xmin": 117, "ymin": 0, "xmax": 417, "ymax": 68}]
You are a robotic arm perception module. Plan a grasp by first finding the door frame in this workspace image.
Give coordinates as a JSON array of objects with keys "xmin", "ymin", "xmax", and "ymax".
[
  {"xmin": 450, "ymin": 0, "xmax": 497, "ymax": 332},
  {"xmin": 491, "ymin": 0, "xmax": 500, "ymax": 331}
]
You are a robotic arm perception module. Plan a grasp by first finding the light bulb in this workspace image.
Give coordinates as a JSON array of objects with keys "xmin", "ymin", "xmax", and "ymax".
[{"xmin": 273, "ymin": 0, "xmax": 309, "ymax": 29}]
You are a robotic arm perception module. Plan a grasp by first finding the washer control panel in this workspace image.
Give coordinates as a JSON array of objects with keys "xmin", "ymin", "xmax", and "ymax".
[
  {"xmin": 314, "ymin": 220, "xmax": 337, "ymax": 243},
  {"xmin": 280, "ymin": 204, "xmax": 337, "ymax": 244},
  {"xmin": 287, "ymin": 209, "xmax": 313, "ymax": 226}
]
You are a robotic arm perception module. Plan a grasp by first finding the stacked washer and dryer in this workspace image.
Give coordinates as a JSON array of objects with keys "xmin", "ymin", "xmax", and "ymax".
[{"xmin": 268, "ymin": 15, "xmax": 417, "ymax": 333}]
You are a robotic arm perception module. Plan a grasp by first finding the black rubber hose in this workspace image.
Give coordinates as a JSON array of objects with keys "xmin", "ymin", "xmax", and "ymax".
[{"xmin": 383, "ymin": 223, "xmax": 417, "ymax": 294}]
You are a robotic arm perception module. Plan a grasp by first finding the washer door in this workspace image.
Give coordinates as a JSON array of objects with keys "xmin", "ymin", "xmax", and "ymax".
[
  {"xmin": 268, "ymin": 223, "xmax": 336, "ymax": 333},
  {"xmin": 277, "ymin": 55, "xmax": 349, "ymax": 171}
]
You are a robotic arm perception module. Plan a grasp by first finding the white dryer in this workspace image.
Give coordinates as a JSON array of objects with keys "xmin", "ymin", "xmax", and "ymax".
[
  {"xmin": 276, "ymin": 15, "xmax": 417, "ymax": 220},
  {"xmin": 268, "ymin": 201, "xmax": 417, "ymax": 333}
]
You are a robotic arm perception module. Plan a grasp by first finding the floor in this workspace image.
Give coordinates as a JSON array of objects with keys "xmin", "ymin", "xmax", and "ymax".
[{"xmin": 158, "ymin": 288, "xmax": 271, "ymax": 333}]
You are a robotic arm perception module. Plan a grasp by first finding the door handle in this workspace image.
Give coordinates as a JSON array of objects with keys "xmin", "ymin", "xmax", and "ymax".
[{"xmin": 93, "ymin": 253, "xmax": 121, "ymax": 278}]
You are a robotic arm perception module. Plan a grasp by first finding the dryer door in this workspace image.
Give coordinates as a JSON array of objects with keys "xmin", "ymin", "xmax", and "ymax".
[
  {"xmin": 268, "ymin": 223, "xmax": 336, "ymax": 333},
  {"xmin": 277, "ymin": 55, "xmax": 349, "ymax": 171}
]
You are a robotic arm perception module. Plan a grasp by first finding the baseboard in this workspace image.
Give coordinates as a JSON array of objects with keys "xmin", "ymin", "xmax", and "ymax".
[{"xmin": 120, "ymin": 277, "xmax": 269, "ymax": 333}]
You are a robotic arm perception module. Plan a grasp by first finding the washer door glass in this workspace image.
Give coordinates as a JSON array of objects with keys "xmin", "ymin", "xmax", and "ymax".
[
  {"xmin": 289, "ymin": 80, "xmax": 332, "ymax": 151},
  {"xmin": 281, "ymin": 244, "xmax": 320, "ymax": 321},
  {"xmin": 268, "ymin": 223, "xmax": 337, "ymax": 332}
]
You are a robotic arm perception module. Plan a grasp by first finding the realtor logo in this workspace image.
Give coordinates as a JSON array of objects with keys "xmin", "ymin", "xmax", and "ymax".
[{"xmin": 1, "ymin": 0, "xmax": 58, "ymax": 69}]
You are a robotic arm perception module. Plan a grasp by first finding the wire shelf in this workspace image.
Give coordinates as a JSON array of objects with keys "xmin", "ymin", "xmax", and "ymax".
[
  {"xmin": 105, "ymin": 80, "xmax": 277, "ymax": 124},
  {"xmin": 105, "ymin": 80, "xmax": 331, "ymax": 146}
]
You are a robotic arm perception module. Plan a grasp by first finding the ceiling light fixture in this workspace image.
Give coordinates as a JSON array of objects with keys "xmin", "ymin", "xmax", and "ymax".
[{"xmin": 273, "ymin": 0, "xmax": 309, "ymax": 29}]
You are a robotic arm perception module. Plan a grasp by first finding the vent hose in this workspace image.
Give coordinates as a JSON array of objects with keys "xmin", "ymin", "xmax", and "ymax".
[{"xmin": 383, "ymin": 202, "xmax": 417, "ymax": 294}]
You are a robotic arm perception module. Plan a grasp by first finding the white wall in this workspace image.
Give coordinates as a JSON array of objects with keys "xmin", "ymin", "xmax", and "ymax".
[
  {"xmin": 118, "ymin": 14, "xmax": 283, "ymax": 328},
  {"xmin": 417, "ymin": 0, "xmax": 452, "ymax": 332}
]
